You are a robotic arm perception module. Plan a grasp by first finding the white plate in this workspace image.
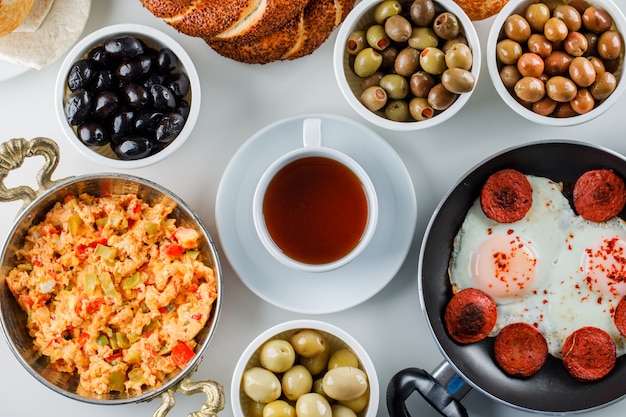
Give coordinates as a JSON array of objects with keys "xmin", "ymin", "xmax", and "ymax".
[
  {"xmin": 0, "ymin": 61, "xmax": 30, "ymax": 82},
  {"xmin": 215, "ymin": 114, "xmax": 417, "ymax": 314}
]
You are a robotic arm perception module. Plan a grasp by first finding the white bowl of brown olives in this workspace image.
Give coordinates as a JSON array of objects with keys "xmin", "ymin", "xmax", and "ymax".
[
  {"xmin": 333, "ymin": 0, "xmax": 481, "ymax": 131},
  {"xmin": 231, "ymin": 320, "xmax": 379, "ymax": 417},
  {"xmin": 55, "ymin": 23, "xmax": 200, "ymax": 167},
  {"xmin": 487, "ymin": 0, "xmax": 626, "ymax": 126}
]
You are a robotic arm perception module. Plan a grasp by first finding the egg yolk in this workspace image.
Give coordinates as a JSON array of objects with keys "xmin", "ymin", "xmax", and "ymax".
[
  {"xmin": 471, "ymin": 232, "xmax": 538, "ymax": 299},
  {"xmin": 582, "ymin": 235, "xmax": 626, "ymax": 299}
]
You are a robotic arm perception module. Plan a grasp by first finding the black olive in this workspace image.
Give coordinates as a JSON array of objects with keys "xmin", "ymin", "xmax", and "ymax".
[
  {"xmin": 67, "ymin": 59, "xmax": 95, "ymax": 91},
  {"xmin": 177, "ymin": 99, "xmax": 190, "ymax": 119},
  {"xmin": 93, "ymin": 91, "xmax": 119, "ymax": 119},
  {"xmin": 115, "ymin": 58, "xmax": 146, "ymax": 81},
  {"xmin": 104, "ymin": 36, "xmax": 144, "ymax": 59},
  {"xmin": 149, "ymin": 84, "xmax": 176, "ymax": 110},
  {"xmin": 156, "ymin": 113, "xmax": 185, "ymax": 143},
  {"xmin": 143, "ymin": 73, "xmax": 164, "ymax": 89},
  {"xmin": 64, "ymin": 89, "xmax": 92, "ymax": 125},
  {"xmin": 87, "ymin": 46, "xmax": 115, "ymax": 68},
  {"xmin": 113, "ymin": 136, "xmax": 153, "ymax": 160},
  {"xmin": 77, "ymin": 121, "xmax": 110, "ymax": 147},
  {"xmin": 122, "ymin": 83, "xmax": 149, "ymax": 109},
  {"xmin": 157, "ymin": 48, "xmax": 178, "ymax": 72},
  {"xmin": 166, "ymin": 73, "xmax": 190, "ymax": 98},
  {"xmin": 92, "ymin": 70, "xmax": 115, "ymax": 92},
  {"xmin": 110, "ymin": 111, "xmax": 135, "ymax": 143},
  {"xmin": 134, "ymin": 109, "xmax": 163, "ymax": 135}
]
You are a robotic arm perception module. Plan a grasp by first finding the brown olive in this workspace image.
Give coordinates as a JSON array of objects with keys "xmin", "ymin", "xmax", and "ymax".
[
  {"xmin": 496, "ymin": 39, "xmax": 523, "ymax": 65},
  {"xmin": 433, "ymin": 12, "xmax": 460, "ymax": 41},
  {"xmin": 544, "ymin": 17, "xmax": 569, "ymax": 43},
  {"xmin": 582, "ymin": 6, "xmax": 613, "ymax": 33},
  {"xmin": 385, "ymin": 14, "xmax": 413, "ymax": 43},
  {"xmin": 553, "ymin": 5, "xmax": 582, "ymax": 31},
  {"xmin": 384, "ymin": 99, "xmax": 411, "ymax": 121},
  {"xmin": 525, "ymin": 2, "xmax": 551, "ymax": 33},
  {"xmin": 442, "ymin": 34, "xmax": 468, "ymax": 52},
  {"xmin": 409, "ymin": 97, "xmax": 435, "ymax": 121},
  {"xmin": 583, "ymin": 32, "xmax": 599, "ymax": 57},
  {"xmin": 569, "ymin": 56, "xmax": 597, "ymax": 87},
  {"xmin": 546, "ymin": 75, "xmax": 578, "ymax": 102},
  {"xmin": 427, "ymin": 83, "xmax": 458, "ymax": 110},
  {"xmin": 528, "ymin": 34, "xmax": 553, "ymax": 58},
  {"xmin": 517, "ymin": 52, "xmax": 545, "ymax": 78},
  {"xmin": 360, "ymin": 86, "xmax": 388, "ymax": 111},
  {"xmin": 410, "ymin": 0, "xmax": 436, "ymax": 27},
  {"xmin": 563, "ymin": 31, "xmax": 588, "ymax": 57},
  {"xmin": 441, "ymin": 68, "xmax": 475, "ymax": 93},
  {"xmin": 590, "ymin": 71, "xmax": 617, "ymax": 100},
  {"xmin": 499, "ymin": 65, "xmax": 522, "ymax": 88},
  {"xmin": 532, "ymin": 96, "xmax": 558, "ymax": 115},
  {"xmin": 514, "ymin": 76, "xmax": 546, "ymax": 103},
  {"xmin": 347, "ymin": 30, "xmax": 366, "ymax": 55},
  {"xmin": 359, "ymin": 72, "xmax": 383, "ymax": 90},
  {"xmin": 544, "ymin": 51, "xmax": 573, "ymax": 76},
  {"xmin": 568, "ymin": 0, "xmax": 588, "ymax": 15},
  {"xmin": 597, "ymin": 30, "xmax": 623, "ymax": 60},
  {"xmin": 380, "ymin": 45, "xmax": 399, "ymax": 69},
  {"xmin": 504, "ymin": 14, "xmax": 531, "ymax": 43},
  {"xmin": 587, "ymin": 56, "xmax": 606, "ymax": 75},
  {"xmin": 445, "ymin": 43, "xmax": 473, "ymax": 70},
  {"xmin": 410, "ymin": 71, "xmax": 436, "ymax": 98},
  {"xmin": 571, "ymin": 88, "xmax": 595, "ymax": 114},
  {"xmin": 553, "ymin": 102, "xmax": 577, "ymax": 117},
  {"xmin": 394, "ymin": 47, "xmax": 421, "ymax": 77}
]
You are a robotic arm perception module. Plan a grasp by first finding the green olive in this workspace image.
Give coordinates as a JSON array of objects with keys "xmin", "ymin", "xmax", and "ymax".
[
  {"xmin": 331, "ymin": 405, "xmax": 358, "ymax": 417},
  {"xmin": 441, "ymin": 68, "xmax": 475, "ymax": 93},
  {"xmin": 338, "ymin": 390, "xmax": 369, "ymax": 414},
  {"xmin": 299, "ymin": 341, "xmax": 331, "ymax": 376},
  {"xmin": 385, "ymin": 14, "xmax": 412, "ymax": 43},
  {"xmin": 263, "ymin": 400, "xmax": 296, "ymax": 417},
  {"xmin": 353, "ymin": 47, "xmax": 382, "ymax": 78},
  {"xmin": 428, "ymin": 83, "xmax": 458, "ymax": 110},
  {"xmin": 328, "ymin": 349, "xmax": 359, "ymax": 370},
  {"xmin": 433, "ymin": 12, "xmax": 460, "ymax": 41},
  {"xmin": 410, "ymin": 0, "xmax": 436, "ymax": 27},
  {"xmin": 408, "ymin": 27, "xmax": 439, "ymax": 50},
  {"xmin": 248, "ymin": 401, "xmax": 266, "ymax": 417},
  {"xmin": 290, "ymin": 329, "xmax": 327, "ymax": 358},
  {"xmin": 260, "ymin": 339, "xmax": 296, "ymax": 373},
  {"xmin": 444, "ymin": 43, "xmax": 473, "ymax": 70},
  {"xmin": 420, "ymin": 47, "xmax": 446, "ymax": 75},
  {"xmin": 322, "ymin": 366, "xmax": 368, "ymax": 402},
  {"xmin": 379, "ymin": 73, "xmax": 409, "ymax": 99},
  {"xmin": 373, "ymin": 0, "xmax": 402, "ymax": 25},
  {"xmin": 366, "ymin": 24, "xmax": 390, "ymax": 51},
  {"xmin": 384, "ymin": 100, "xmax": 411, "ymax": 121},
  {"xmin": 295, "ymin": 393, "xmax": 332, "ymax": 417},
  {"xmin": 394, "ymin": 47, "xmax": 420, "ymax": 77},
  {"xmin": 409, "ymin": 97, "xmax": 435, "ymax": 121},
  {"xmin": 243, "ymin": 367, "xmax": 282, "ymax": 403},
  {"xmin": 346, "ymin": 30, "xmax": 366, "ymax": 55},
  {"xmin": 282, "ymin": 365, "xmax": 313, "ymax": 402}
]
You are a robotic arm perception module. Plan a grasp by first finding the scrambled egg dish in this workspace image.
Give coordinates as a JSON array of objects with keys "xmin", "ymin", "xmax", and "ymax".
[{"xmin": 6, "ymin": 193, "xmax": 218, "ymax": 395}]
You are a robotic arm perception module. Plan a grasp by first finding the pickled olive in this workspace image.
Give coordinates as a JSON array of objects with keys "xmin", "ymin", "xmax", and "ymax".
[
  {"xmin": 394, "ymin": 47, "xmax": 420, "ymax": 77},
  {"xmin": 248, "ymin": 401, "xmax": 265, "ymax": 417},
  {"xmin": 346, "ymin": 30, "xmax": 366, "ymax": 55},
  {"xmin": 243, "ymin": 367, "xmax": 281, "ymax": 403},
  {"xmin": 93, "ymin": 91, "xmax": 119, "ymax": 119},
  {"xmin": 379, "ymin": 73, "xmax": 409, "ymax": 99},
  {"xmin": 428, "ymin": 83, "xmax": 458, "ymax": 110},
  {"xmin": 114, "ymin": 135, "xmax": 154, "ymax": 160},
  {"xmin": 328, "ymin": 349, "xmax": 359, "ymax": 370},
  {"xmin": 588, "ymin": 56, "xmax": 606, "ymax": 75},
  {"xmin": 366, "ymin": 25, "xmax": 390, "ymax": 51},
  {"xmin": 379, "ymin": 45, "xmax": 399, "ymax": 69},
  {"xmin": 496, "ymin": 39, "xmax": 523, "ymax": 65},
  {"xmin": 353, "ymin": 47, "xmax": 383, "ymax": 78},
  {"xmin": 282, "ymin": 365, "xmax": 313, "ymax": 401},
  {"xmin": 322, "ymin": 367, "xmax": 368, "ymax": 402},
  {"xmin": 597, "ymin": 30, "xmax": 623, "ymax": 60},
  {"xmin": 123, "ymin": 83, "xmax": 150, "ymax": 109},
  {"xmin": 504, "ymin": 14, "xmax": 531, "ymax": 43},
  {"xmin": 410, "ymin": 71, "xmax": 436, "ymax": 98},
  {"xmin": 499, "ymin": 65, "xmax": 522, "ymax": 88},
  {"xmin": 571, "ymin": 88, "xmax": 595, "ymax": 114},
  {"xmin": 442, "ymin": 34, "xmax": 468, "ymax": 52},
  {"xmin": 373, "ymin": 0, "xmax": 402, "ymax": 24},
  {"xmin": 525, "ymin": 2, "xmax": 551, "ymax": 32},
  {"xmin": 546, "ymin": 75, "xmax": 578, "ymax": 102},
  {"xmin": 433, "ymin": 12, "xmax": 460, "ymax": 41},
  {"xmin": 569, "ymin": 56, "xmax": 597, "ymax": 87},
  {"xmin": 385, "ymin": 14, "xmax": 412, "ymax": 43},
  {"xmin": 514, "ymin": 76, "xmax": 546, "ymax": 103},
  {"xmin": 359, "ymin": 72, "xmax": 384, "ymax": 90},
  {"xmin": 553, "ymin": 5, "xmax": 582, "ymax": 31},
  {"xmin": 441, "ymin": 68, "xmax": 475, "ymax": 93},
  {"xmin": 410, "ymin": 0, "xmax": 436, "ymax": 27},
  {"xmin": 65, "ymin": 89, "xmax": 92, "ymax": 126},
  {"xmin": 260, "ymin": 339, "xmax": 296, "ymax": 373},
  {"xmin": 361, "ymin": 86, "xmax": 388, "ymax": 111},
  {"xmin": 553, "ymin": 101, "xmax": 577, "ymax": 117},
  {"xmin": 77, "ymin": 121, "xmax": 109, "ymax": 147},
  {"xmin": 67, "ymin": 59, "xmax": 95, "ymax": 91},
  {"xmin": 532, "ymin": 96, "xmax": 558, "ymax": 115},
  {"xmin": 263, "ymin": 400, "xmax": 295, "ymax": 417},
  {"xmin": 338, "ymin": 390, "xmax": 369, "ymax": 413},
  {"xmin": 104, "ymin": 35, "xmax": 144, "ymax": 59},
  {"xmin": 295, "ymin": 393, "xmax": 332, "ymax": 417},
  {"xmin": 590, "ymin": 71, "xmax": 617, "ymax": 100},
  {"xmin": 290, "ymin": 330, "xmax": 327, "ymax": 358},
  {"xmin": 563, "ymin": 31, "xmax": 588, "ymax": 57},
  {"xmin": 420, "ymin": 47, "xmax": 446, "ymax": 75},
  {"xmin": 384, "ymin": 99, "xmax": 411, "ymax": 121},
  {"xmin": 517, "ymin": 52, "xmax": 545, "ymax": 78},
  {"xmin": 445, "ymin": 43, "xmax": 473, "ymax": 70},
  {"xmin": 528, "ymin": 34, "xmax": 553, "ymax": 58},
  {"xmin": 582, "ymin": 6, "xmax": 613, "ymax": 33},
  {"xmin": 408, "ymin": 27, "xmax": 439, "ymax": 50},
  {"xmin": 544, "ymin": 17, "xmax": 569, "ymax": 43},
  {"xmin": 331, "ymin": 404, "xmax": 358, "ymax": 417},
  {"xmin": 544, "ymin": 51, "xmax": 573, "ymax": 76},
  {"xmin": 568, "ymin": 0, "xmax": 588, "ymax": 14},
  {"xmin": 299, "ymin": 343, "xmax": 331, "ymax": 376},
  {"xmin": 409, "ymin": 97, "xmax": 435, "ymax": 121}
]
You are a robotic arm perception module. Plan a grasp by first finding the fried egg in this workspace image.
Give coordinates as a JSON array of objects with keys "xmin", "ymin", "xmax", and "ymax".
[{"xmin": 449, "ymin": 174, "xmax": 626, "ymax": 358}]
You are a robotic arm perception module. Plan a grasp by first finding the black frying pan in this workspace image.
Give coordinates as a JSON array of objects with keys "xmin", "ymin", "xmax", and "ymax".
[{"xmin": 388, "ymin": 140, "xmax": 626, "ymax": 416}]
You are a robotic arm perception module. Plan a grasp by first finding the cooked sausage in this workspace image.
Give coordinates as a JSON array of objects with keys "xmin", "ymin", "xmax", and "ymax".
[
  {"xmin": 573, "ymin": 169, "xmax": 626, "ymax": 222},
  {"xmin": 480, "ymin": 169, "xmax": 533, "ymax": 223},
  {"xmin": 493, "ymin": 322, "xmax": 548, "ymax": 377},
  {"xmin": 562, "ymin": 326, "xmax": 616, "ymax": 381},
  {"xmin": 444, "ymin": 288, "xmax": 497, "ymax": 344},
  {"xmin": 614, "ymin": 296, "xmax": 626, "ymax": 337}
]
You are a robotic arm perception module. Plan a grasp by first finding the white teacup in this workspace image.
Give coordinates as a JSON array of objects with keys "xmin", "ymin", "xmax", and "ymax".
[{"xmin": 253, "ymin": 118, "xmax": 378, "ymax": 273}]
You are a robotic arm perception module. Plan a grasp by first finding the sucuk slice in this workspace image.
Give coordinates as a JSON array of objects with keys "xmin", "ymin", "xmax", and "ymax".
[
  {"xmin": 480, "ymin": 168, "xmax": 533, "ymax": 223},
  {"xmin": 562, "ymin": 326, "xmax": 616, "ymax": 382},
  {"xmin": 494, "ymin": 322, "xmax": 548, "ymax": 378},
  {"xmin": 444, "ymin": 287, "xmax": 497, "ymax": 344},
  {"xmin": 614, "ymin": 296, "xmax": 626, "ymax": 337},
  {"xmin": 573, "ymin": 169, "xmax": 626, "ymax": 223}
]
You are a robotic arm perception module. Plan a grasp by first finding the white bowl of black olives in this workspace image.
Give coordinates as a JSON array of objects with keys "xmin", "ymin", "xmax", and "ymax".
[
  {"xmin": 333, "ymin": 0, "xmax": 481, "ymax": 131},
  {"xmin": 487, "ymin": 0, "xmax": 626, "ymax": 126},
  {"xmin": 231, "ymin": 320, "xmax": 379, "ymax": 417},
  {"xmin": 55, "ymin": 23, "xmax": 200, "ymax": 167}
]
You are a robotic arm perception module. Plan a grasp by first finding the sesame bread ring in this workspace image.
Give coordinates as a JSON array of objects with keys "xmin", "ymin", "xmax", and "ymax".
[{"xmin": 0, "ymin": 0, "xmax": 35, "ymax": 37}]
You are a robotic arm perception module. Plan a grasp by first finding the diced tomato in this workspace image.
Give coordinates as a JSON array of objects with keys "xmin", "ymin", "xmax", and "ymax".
[
  {"xmin": 106, "ymin": 350, "xmax": 123, "ymax": 362},
  {"xmin": 171, "ymin": 343, "xmax": 195, "ymax": 368},
  {"xmin": 158, "ymin": 307, "xmax": 169, "ymax": 314},
  {"xmin": 85, "ymin": 297, "xmax": 105, "ymax": 314},
  {"xmin": 191, "ymin": 313, "xmax": 203, "ymax": 321},
  {"xmin": 78, "ymin": 332, "xmax": 90, "ymax": 348},
  {"xmin": 163, "ymin": 244, "xmax": 184, "ymax": 257},
  {"xmin": 89, "ymin": 238, "xmax": 108, "ymax": 248}
]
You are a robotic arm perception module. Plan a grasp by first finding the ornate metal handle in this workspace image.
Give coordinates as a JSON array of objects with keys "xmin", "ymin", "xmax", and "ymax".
[
  {"xmin": 154, "ymin": 378, "xmax": 225, "ymax": 417},
  {"xmin": 0, "ymin": 137, "xmax": 68, "ymax": 211}
]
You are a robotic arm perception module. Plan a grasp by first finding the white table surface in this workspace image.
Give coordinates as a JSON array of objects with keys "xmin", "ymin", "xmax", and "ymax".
[{"xmin": 2, "ymin": 1, "xmax": 626, "ymax": 416}]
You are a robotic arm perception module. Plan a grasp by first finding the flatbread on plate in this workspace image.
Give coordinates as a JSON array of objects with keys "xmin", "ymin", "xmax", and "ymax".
[
  {"xmin": 14, "ymin": 0, "xmax": 55, "ymax": 32},
  {"xmin": 0, "ymin": 0, "xmax": 35, "ymax": 36}
]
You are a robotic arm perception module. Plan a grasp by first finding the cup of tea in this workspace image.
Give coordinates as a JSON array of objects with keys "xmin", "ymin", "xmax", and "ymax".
[{"xmin": 253, "ymin": 118, "xmax": 378, "ymax": 273}]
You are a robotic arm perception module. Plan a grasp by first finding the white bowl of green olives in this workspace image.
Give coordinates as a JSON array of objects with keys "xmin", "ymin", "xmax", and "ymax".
[
  {"xmin": 487, "ymin": 0, "xmax": 626, "ymax": 126},
  {"xmin": 333, "ymin": 0, "xmax": 481, "ymax": 131},
  {"xmin": 231, "ymin": 320, "xmax": 379, "ymax": 417},
  {"xmin": 55, "ymin": 23, "xmax": 200, "ymax": 168}
]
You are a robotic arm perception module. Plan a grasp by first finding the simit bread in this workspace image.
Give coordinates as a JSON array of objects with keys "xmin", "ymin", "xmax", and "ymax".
[
  {"xmin": 0, "ymin": 0, "xmax": 35, "ymax": 36},
  {"xmin": 453, "ymin": 0, "xmax": 509, "ymax": 21}
]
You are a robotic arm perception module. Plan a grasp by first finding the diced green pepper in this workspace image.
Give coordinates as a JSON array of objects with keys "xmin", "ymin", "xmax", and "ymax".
[
  {"xmin": 68, "ymin": 213, "xmax": 83, "ymax": 235},
  {"xmin": 109, "ymin": 335, "xmax": 119, "ymax": 350},
  {"xmin": 84, "ymin": 273, "xmax": 98, "ymax": 295},
  {"xmin": 128, "ymin": 368, "xmax": 144, "ymax": 383},
  {"xmin": 96, "ymin": 334, "xmax": 109, "ymax": 346},
  {"xmin": 109, "ymin": 370, "xmax": 126, "ymax": 392},
  {"xmin": 185, "ymin": 250, "xmax": 200, "ymax": 260},
  {"xmin": 144, "ymin": 221, "xmax": 158, "ymax": 234},
  {"xmin": 96, "ymin": 217, "xmax": 108, "ymax": 228},
  {"xmin": 121, "ymin": 272, "xmax": 142, "ymax": 290},
  {"xmin": 116, "ymin": 332, "xmax": 130, "ymax": 349},
  {"xmin": 127, "ymin": 333, "xmax": 140, "ymax": 344},
  {"xmin": 125, "ymin": 349, "xmax": 142, "ymax": 364},
  {"xmin": 142, "ymin": 319, "xmax": 160, "ymax": 334},
  {"xmin": 109, "ymin": 211, "xmax": 128, "ymax": 231},
  {"xmin": 17, "ymin": 263, "xmax": 33, "ymax": 272},
  {"xmin": 94, "ymin": 244, "xmax": 117, "ymax": 261},
  {"xmin": 98, "ymin": 274, "xmax": 121, "ymax": 303}
]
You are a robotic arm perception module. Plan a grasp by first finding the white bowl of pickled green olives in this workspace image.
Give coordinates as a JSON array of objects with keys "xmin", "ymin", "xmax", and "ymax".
[
  {"xmin": 231, "ymin": 320, "xmax": 379, "ymax": 417},
  {"xmin": 333, "ymin": 0, "xmax": 481, "ymax": 131},
  {"xmin": 487, "ymin": 0, "xmax": 626, "ymax": 126},
  {"xmin": 55, "ymin": 23, "xmax": 200, "ymax": 168}
]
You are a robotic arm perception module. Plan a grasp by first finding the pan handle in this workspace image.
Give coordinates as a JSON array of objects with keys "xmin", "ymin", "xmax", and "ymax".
[
  {"xmin": 387, "ymin": 361, "xmax": 472, "ymax": 417},
  {"xmin": 153, "ymin": 377, "xmax": 225, "ymax": 417},
  {"xmin": 0, "ymin": 137, "xmax": 68, "ymax": 211}
]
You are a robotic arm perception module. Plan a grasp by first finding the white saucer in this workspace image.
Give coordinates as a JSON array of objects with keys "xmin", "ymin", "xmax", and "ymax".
[
  {"xmin": 215, "ymin": 114, "xmax": 417, "ymax": 314},
  {"xmin": 0, "ymin": 61, "xmax": 30, "ymax": 82}
]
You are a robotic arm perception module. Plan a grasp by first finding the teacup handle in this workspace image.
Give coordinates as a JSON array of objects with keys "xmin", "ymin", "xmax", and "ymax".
[
  {"xmin": 303, "ymin": 118, "xmax": 322, "ymax": 148},
  {"xmin": 153, "ymin": 378, "xmax": 225, "ymax": 417},
  {"xmin": 0, "ymin": 137, "xmax": 68, "ymax": 212}
]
